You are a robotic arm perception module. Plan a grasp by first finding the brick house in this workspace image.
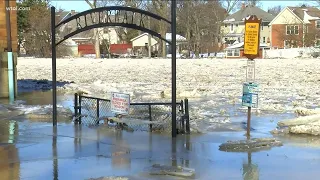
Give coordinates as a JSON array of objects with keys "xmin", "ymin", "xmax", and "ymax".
[{"xmin": 269, "ymin": 6, "xmax": 320, "ymax": 48}]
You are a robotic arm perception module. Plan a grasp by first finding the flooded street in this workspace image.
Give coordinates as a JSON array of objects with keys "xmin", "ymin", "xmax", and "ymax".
[
  {"xmin": 0, "ymin": 121, "xmax": 320, "ymax": 180},
  {"xmin": 0, "ymin": 91, "xmax": 320, "ymax": 179},
  {"xmin": 0, "ymin": 57, "xmax": 319, "ymax": 179}
]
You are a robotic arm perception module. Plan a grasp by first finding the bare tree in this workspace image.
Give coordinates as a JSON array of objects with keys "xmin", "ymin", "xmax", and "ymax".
[
  {"xmin": 147, "ymin": 0, "xmax": 170, "ymax": 58},
  {"xmin": 177, "ymin": 1, "xmax": 225, "ymax": 57},
  {"xmin": 244, "ymin": 0, "xmax": 262, "ymax": 7},
  {"xmin": 177, "ymin": 0, "xmax": 192, "ymax": 55},
  {"xmin": 85, "ymin": 0, "xmax": 101, "ymax": 58},
  {"xmin": 268, "ymin": 5, "xmax": 283, "ymax": 16},
  {"xmin": 219, "ymin": 0, "xmax": 241, "ymax": 13},
  {"xmin": 23, "ymin": 4, "xmax": 70, "ymax": 57},
  {"xmin": 114, "ymin": 0, "xmax": 144, "ymax": 43}
]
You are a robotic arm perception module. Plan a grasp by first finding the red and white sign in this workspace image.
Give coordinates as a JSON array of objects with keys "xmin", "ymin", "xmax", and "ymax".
[{"xmin": 111, "ymin": 92, "xmax": 130, "ymax": 115}]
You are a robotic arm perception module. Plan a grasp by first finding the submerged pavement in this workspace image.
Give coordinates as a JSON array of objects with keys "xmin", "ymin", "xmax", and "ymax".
[
  {"xmin": 0, "ymin": 91, "xmax": 319, "ymax": 179},
  {"xmin": 0, "ymin": 120, "xmax": 319, "ymax": 180}
]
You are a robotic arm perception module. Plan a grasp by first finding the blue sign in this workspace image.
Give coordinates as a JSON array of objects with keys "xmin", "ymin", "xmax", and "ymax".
[
  {"xmin": 243, "ymin": 82, "xmax": 259, "ymax": 94},
  {"xmin": 242, "ymin": 83, "xmax": 259, "ymax": 108}
]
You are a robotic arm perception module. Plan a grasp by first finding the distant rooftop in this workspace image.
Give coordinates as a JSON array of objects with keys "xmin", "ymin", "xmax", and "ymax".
[
  {"xmin": 288, "ymin": 6, "xmax": 320, "ymax": 20},
  {"xmin": 224, "ymin": 5, "xmax": 275, "ymax": 23}
]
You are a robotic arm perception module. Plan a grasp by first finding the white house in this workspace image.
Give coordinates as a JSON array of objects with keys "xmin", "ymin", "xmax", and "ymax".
[
  {"xmin": 130, "ymin": 33, "xmax": 158, "ymax": 47},
  {"xmin": 99, "ymin": 27, "xmax": 121, "ymax": 44},
  {"xmin": 165, "ymin": 33, "xmax": 187, "ymax": 57},
  {"xmin": 130, "ymin": 33, "xmax": 159, "ymax": 55}
]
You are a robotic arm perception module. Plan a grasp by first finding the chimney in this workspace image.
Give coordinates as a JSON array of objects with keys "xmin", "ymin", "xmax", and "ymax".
[
  {"xmin": 241, "ymin": 3, "xmax": 246, "ymax": 10},
  {"xmin": 71, "ymin": 10, "xmax": 75, "ymax": 15}
]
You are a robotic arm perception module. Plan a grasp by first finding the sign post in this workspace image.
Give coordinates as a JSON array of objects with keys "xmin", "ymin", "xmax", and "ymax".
[
  {"xmin": 246, "ymin": 59, "xmax": 255, "ymax": 82},
  {"xmin": 243, "ymin": 15, "xmax": 262, "ymax": 137}
]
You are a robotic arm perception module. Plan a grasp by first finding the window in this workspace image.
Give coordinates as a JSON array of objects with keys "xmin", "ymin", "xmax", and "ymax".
[
  {"xmin": 226, "ymin": 49, "xmax": 240, "ymax": 57},
  {"xmin": 304, "ymin": 25, "xmax": 308, "ymax": 33},
  {"xmin": 234, "ymin": 49, "xmax": 240, "ymax": 56},
  {"xmin": 261, "ymin": 25, "xmax": 264, "ymax": 31},
  {"xmin": 225, "ymin": 24, "xmax": 227, "ymax": 28},
  {"xmin": 286, "ymin": 25, "xmax": 299, "ymax": 35},
  {"xmin": 263, "ymin": 37, "xmax": 266, "ymax": 43},
  {"xmin": 230, "ymin": 24, "xmax": 234, "ymax": 32},
  {"xmin": 317, "ymin": 20, "xmax": 320, "ymax": 28},
  {"xmin": 236, "ymin": 24, "xmax": 238, "ymax": 27},
  {"xmin": 284, "ymin": 40, "xmax": 298, "ymax": 48},
  {"xmin": 284, "ymin": 40, "xmax": 290, "ymax": 48}
]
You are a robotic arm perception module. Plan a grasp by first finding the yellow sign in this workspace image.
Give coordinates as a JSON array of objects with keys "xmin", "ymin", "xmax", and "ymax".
[{"xmin": 244, "ymin": 22, "xmax": 260, "ymax": 55}]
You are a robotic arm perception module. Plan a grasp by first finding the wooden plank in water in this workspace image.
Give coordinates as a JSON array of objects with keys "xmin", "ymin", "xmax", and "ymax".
[{"xmin": 99, "ymin": 116, "xmax": 166, "ymax": 125}]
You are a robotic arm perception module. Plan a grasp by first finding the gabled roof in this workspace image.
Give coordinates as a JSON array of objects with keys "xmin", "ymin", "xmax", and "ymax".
[
  {"xmin": 269, "ymin": 7, "xmax": 303, "ymax": 25},
  {"xmin": 269, "ymin": 6, "xmax": 320, "ymax": 25},
  {"xmin": 165, "ymin": 33, "xmax": 187, "ymax": 41},
  {"xmin": 288, "ymin": 6, "xmax": 320, "ymax": 21},
  {"xmin": 130, "ymin": 33, "xmax": 187, "ymax": 42},
  {"xmin": 130, "ymin": 33, "xmax": 149, "ymax": 42},
  {"xmin": 224, "ymin": 5, "xmax": 275, "ymax": 23}
]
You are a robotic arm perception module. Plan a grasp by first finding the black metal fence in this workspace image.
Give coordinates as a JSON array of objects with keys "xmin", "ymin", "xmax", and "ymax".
[{"xmin": 74, "ymin": 93, "xmax": 190, "ymax": 134}]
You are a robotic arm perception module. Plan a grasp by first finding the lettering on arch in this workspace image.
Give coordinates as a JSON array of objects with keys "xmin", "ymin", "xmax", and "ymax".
[{"xmin": 54, "ymin": 6, "xmax": 171, "ymax": 46}]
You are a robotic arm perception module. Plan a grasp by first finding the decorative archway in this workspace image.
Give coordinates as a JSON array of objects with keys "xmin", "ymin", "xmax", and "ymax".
[{"xmin": 51, "ymin": 2, "xmax": 178, "ymax": 137}]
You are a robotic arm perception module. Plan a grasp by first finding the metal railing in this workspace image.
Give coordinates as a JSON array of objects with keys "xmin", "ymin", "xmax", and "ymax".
[{"xmin": 74, "ymin": 93, "xmax": 190, "ymax": 134}]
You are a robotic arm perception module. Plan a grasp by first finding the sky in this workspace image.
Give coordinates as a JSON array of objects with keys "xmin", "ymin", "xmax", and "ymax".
[{"xmin": 51, "ymin": 0, "xmax": 317, "ymax": 12}]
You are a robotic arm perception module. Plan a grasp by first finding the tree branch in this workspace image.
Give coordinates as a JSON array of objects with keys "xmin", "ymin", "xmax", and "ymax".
[{"xmin": 85, "ymin": 0, "xmax": 96, "ymax": 9}]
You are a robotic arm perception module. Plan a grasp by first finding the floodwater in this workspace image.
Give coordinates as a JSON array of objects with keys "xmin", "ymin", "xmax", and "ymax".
[{"xmin": 0, "ymin": 91, "xmax": 320, "ymax": 180}]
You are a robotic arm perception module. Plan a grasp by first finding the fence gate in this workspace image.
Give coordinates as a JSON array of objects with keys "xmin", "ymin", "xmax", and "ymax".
[{"xmin": 73, "ymin": 93, "xmax": 190, "ymax": 134}]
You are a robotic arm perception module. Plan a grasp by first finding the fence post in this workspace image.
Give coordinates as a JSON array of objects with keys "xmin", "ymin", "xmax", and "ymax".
[
  {"xmin": 148, "ymin": 105, "xmax": 152, "ymax": 131},
  {"xmin": 96, "ymin": 99, "xmax": 100, "ymax": 125},
  {"xmin": 180, "ymin": 100, "xmax": 185, "ymax": 132},
  {"xmin": 79, "ymin": 95, "xmax": 82, "ymax": 124},
  {"xmin": 184, "ymin": 98, "xmax": 190, "ymax": 134},
  {"xmin": 74, "ymin": 93, "xmax": 78, "ymax": 124}
]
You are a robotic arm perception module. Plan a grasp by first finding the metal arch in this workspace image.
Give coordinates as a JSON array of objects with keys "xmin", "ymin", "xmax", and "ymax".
[
  {"xmin": 51, "ymin": 4, "xmax": 178, "ymax": 138},
  {"xmin": 55, "ymin": 6, "xmax": 171, "ymax": 28},
  {"xmin": 56, "ymin": 23, "xmax": 171, "ymax": 46}
]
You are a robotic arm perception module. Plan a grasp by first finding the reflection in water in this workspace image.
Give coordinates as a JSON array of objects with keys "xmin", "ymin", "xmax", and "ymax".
[
  {"xmin": 242, "ymin": 152, "xmax": 259, "ymax": 180},
  {"xmin": 0, "ymin": 144, "xmax": 20, "ymax": 180},
  {"xmin": 183, "ymin": 135, "xmax": 191, "ymax": 168},
  {"xmin": 74, "ymin": 127, "xmax": 132, "ymax": 170},
  {"xmin": 171, "ymin": 138, "xmax": 177, "ymax": 167},
  {"xmin": 53, "ymin": 126, "xmax": 58, "ymax": 180},
  {"xmin": 0, "ymin": 121, "xmax": 20, "ymax": 180},
  {"xmin": 148, "ymin": 133, "xmax": 152, "ymax": 162},
  {"xmin": 111, "ymin": 131, "xmax": 131, "ymax": 170},
  {"xmin": 74, "ymin": 125, "xmax": 82, "ymax": 153},
  {"xmin": 0, "ymin": 121, "xmax": 18, "ymax": 144},
  {"xmin": 173, "ymin": 136, "xmax": 191, "ymax": 168}
]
